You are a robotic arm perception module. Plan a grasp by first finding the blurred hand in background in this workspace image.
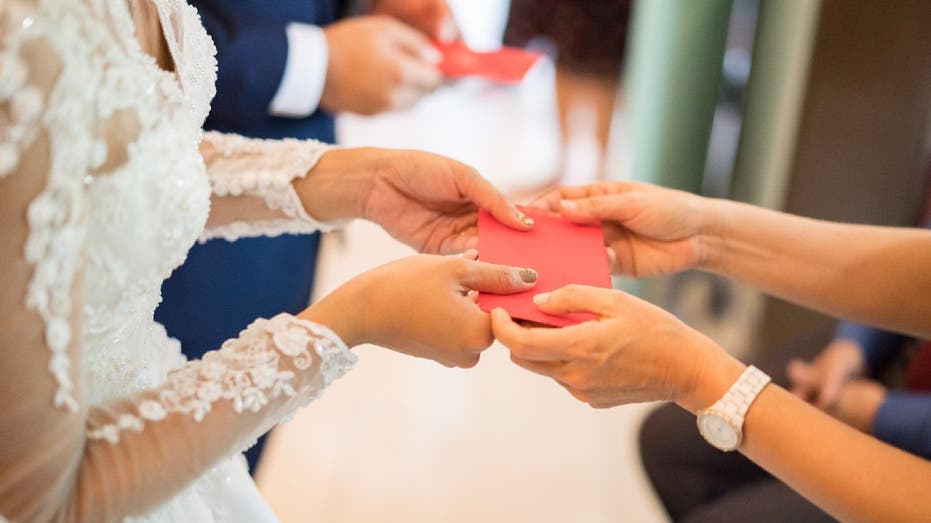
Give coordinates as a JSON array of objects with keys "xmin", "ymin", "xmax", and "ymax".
[
  {"xmin": 321, "ymin": 15, "xmax": 444, "ymax": 115},
  {"xmin": 787, "ymin": 339, "xmax": 885, "ymax": 433}
]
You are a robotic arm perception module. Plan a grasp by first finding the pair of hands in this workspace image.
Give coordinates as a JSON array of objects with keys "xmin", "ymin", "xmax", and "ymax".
[
  {"xmin": 487, "ymin": 182, "xmax": 747, "ymax": 412},
  {"xmin": 321, "ymin": 0, "xmax": 456, "ymax": 115},
  {"xmin": 302, "ymin": 168, "xmax": 747, "ymax": 412},
  {"xmin": 296, "ymin": 146, "xmax": 536, "ymax": 368},
  {"xmin": 495, "ymin": 182, "xmax": 889, "ymax": 427},
  {"xmin": 787, "ymin": 340, "xmax": 886, "ymax": 433}
]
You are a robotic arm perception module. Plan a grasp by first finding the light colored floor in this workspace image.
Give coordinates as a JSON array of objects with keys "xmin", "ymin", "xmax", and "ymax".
[{"xmin": 256, "ymin": 65, "xmax": 670, "ymax": 523}]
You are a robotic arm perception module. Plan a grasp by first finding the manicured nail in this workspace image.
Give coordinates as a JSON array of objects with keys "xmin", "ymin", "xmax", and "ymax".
[
  {"xmin": 533, "ymin": 292, "xmax": 550, "ymax": 305},
  {"xmin": 518, "ymin": 268, "xmax": 538, "ymax": 283},
  {"xmin": 516, "ymin": 209, "xmax": 534, "ymax": 226},
  {"xmin": 560, "ymin": 200, "xmax": 579, "ymax": 211}
]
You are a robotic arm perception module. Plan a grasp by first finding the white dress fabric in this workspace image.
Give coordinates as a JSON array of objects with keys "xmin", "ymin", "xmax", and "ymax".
[{"xmin": 0, "ymin": 1, "xmax": 356, "ymax": 521}]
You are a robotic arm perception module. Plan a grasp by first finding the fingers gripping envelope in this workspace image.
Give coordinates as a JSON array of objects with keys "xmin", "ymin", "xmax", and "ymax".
[{"xmin": 477, "ymin": 207, "xmax": 611, "ymax": 327}]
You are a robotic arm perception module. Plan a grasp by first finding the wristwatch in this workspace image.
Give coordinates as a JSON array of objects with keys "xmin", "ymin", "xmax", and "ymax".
[{"xmin": 696, "ymin": 365, "xmax": 771, "ymax": 452}]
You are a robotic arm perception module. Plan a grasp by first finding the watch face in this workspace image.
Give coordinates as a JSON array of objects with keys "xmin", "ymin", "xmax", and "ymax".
[{"xmin": 698, "ymin": 413, "xmax": 740, "ymax": 450}]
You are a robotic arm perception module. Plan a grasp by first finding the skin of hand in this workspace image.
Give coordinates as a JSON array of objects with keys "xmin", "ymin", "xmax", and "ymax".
[
  {"xmin": 370, "ymin": 0, "xmax": 459, "ymax": 41},
  {"xmin": 294, "ymin": 147, "xmax": 535, "ymax": 254},
  {"xmin": 300, "ymin": 254, "xmax": 538, "ymax": 368},
  {"xmin": 786, "ymin": 338, "xmax": 867, "ymax": 409},
  {"xmin": 491, "ymin": 285, "xmax": 931, "ymax": 523},
  {"xmin": 320, "ymin": 15, "xmax": 443, "ymax": 115},
  {"xmin": 490, "ymin": 284, "xmax": 746, "ymax": 410},
  {"xmin": 534, "ymin": 182, "xmax": 931, "ymax": 341},
  {"xmin": 529, "ymin": 181, "xmax": 710, "ymax": 278},
  {"xmin": 827, "ymin": 378, "xmax": 886, "ymax": 434}
]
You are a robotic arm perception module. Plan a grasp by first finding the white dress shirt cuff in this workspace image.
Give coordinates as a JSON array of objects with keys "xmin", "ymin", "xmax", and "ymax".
[{"xmin": 269, "ymin": 23, "xmax": 329, "ymax": 118}]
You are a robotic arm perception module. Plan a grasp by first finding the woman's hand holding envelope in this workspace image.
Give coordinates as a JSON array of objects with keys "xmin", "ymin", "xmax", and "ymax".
[{"xmin": 530, "ymin": 181, "xmax": 712, "ymax": 278}]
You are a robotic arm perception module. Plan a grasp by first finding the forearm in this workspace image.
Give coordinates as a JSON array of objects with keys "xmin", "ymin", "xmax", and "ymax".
[
  {"xmin": 701, "ymin": 199, "xmax": 931, "ymax": 339},
  {"xmin": 682, "ymin": 351, "xmax": 931, "ymax": 523},
  {"xmin": 742, "ymin": 386, "xmax": 931, "ymax": 522}
]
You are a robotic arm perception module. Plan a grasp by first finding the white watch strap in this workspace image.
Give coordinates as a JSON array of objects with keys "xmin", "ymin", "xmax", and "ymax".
[{"xmin": 710, "ymin": 365, "xmax": 771, "ymax": 425}]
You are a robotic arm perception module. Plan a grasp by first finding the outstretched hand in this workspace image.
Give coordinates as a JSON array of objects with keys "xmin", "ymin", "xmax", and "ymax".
[
  {"xmin": 321, "ymin": 16, "xmax": 443, "ymax": 115},
  {"xmin": 530, "ymin": 182, "xmax": 709, "ymax": 278},
  {"xmin": 299, "ymin": 148, "xmax": 534, "ymax": 254},
  {"xmin": 303, "ymin": 254, "xmax": 538, "ymax": 368}
]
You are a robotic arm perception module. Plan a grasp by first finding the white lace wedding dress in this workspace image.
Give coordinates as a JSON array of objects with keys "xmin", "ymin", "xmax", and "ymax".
[{"xmin": 0, "ymin": 1, "xmax": 356, "ymax": 521}]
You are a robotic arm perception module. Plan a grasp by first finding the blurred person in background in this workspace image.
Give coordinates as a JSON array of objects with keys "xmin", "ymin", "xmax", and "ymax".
[
  {"xmin": 638, "ymin": 170, "xmax": 931, "ymax": 522},
  {"xmin": 156, "ymin": 0, "xmax": 457, "ymax": 474},
  {"xmin": 504, "ymin": 1, "xmax": 634, "ymax": 184}
]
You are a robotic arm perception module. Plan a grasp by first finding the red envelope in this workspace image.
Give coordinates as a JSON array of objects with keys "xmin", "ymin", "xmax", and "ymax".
[
  {"xmin": 435, "ymin": 40, "xmax": 542, "ymax": 84},
  {"xmin": 477, "ymin": 207, "xmax": 612, "ymax": 327}
]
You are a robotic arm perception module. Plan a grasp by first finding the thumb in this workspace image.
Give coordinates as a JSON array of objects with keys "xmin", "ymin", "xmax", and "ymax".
[
  {"xmin": 458, "ymin": 261, "xmax": 538, "ymax": 294},
  {"xmin": 532, "ymin": 284, "xmax": 626, "ymax": 318},
  {"xmin": 435, "ymin": 15, "xmax": 459, "ymax": 43},
  {"xmin": 410, "ymin": 2, "xmax": 459, "ymax": 42},
  {"xmin": 384, "ymin": 18, "xmax": 442, "ymax": 64},
  {"xmin": 559, "ymin": 195, "xmax": 638, "ymax": 225},
  {"xmin": 422, "ymin": 4, "xmax": 458, "ymax": 42}
]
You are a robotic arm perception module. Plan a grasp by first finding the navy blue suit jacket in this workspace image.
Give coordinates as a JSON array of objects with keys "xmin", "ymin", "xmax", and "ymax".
[
  {"xmin": 155, "ymin": 0, "xmax": 348, "ymax": 471},
  {"xmin": 192, "ymin": 0, "xmax": 346, "ymax": 141}
]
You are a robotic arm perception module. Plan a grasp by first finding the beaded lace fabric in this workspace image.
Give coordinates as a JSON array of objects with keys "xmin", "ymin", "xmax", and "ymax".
[{"xmin": 0, "ymin": 1, "xmax": 355, "ymax": 521}]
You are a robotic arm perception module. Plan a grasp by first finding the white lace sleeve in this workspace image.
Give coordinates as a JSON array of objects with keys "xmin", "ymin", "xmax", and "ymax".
[
  {"xmin": 200, "ymin": 131, "xmax": 347, "ymax": 242},
  {"xmin": 87, "ymin": 315, "xmax": 356, "ymax": 446},
  {"xmin": 76, "ymin": 313, "xmax": 357, "ymax": 521}
]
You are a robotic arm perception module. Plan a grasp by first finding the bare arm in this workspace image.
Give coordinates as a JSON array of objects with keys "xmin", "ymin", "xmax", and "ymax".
[
  {"xmin": 491, "ymin": 285, "xmax": 931, "ymax": 523},
  {"xmin": 702, "ymin": 199, "xmax": 931, "ymax": 339},
  {"xmin": 683, "ymin": 349, "xmax": 931, "ymax": 523},
  {"xmin": 535, "ymin": 182, "xmax": 931, "ymax": 338}
]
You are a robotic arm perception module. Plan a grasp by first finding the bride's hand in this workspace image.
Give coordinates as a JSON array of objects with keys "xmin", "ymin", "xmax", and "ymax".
[
  {"xmin": 300, "ymin": 253, "xmax": 538, "ymax": 367},
  {"xmin": 295, "ymin": 148, "xmax": 534, "ymax": 254}
]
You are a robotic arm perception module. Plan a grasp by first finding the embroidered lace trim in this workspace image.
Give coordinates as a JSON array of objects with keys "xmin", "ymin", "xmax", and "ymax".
[
  {"xmin": 87, "ymin": 314, "xmax": 357, "ymax": 443},
  {"xmin": 200, "ymin": 132, "xmax": 346, "ymax": 242},
  {"xmin": 2, "ymin": 3, "xmax": 85, "ymax": 412}
]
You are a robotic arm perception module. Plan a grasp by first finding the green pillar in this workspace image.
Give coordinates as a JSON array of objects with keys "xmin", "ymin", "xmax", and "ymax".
[
  {"xmin": 624, "ymin": 0, "xmax": 733, "ymax": 192},
  {"xmin": 730, "ymin": 0, "xmax": 822, "ymax": 209}
]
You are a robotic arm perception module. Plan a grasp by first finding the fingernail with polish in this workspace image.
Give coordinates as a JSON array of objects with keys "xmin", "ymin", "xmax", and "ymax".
[
  {"xmin": 516, "ymin": 209, "xmax": 534, "ymax": 226},
  {"xmin": 518, "ymin": 267, "xmax": 538, "ymax": 283},
  {"xmin": 533, "ymin": 292, "xmax": 550, "ymax": 305}
]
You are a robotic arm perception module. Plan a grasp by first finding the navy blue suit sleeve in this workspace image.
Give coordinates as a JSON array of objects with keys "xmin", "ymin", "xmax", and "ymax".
[
  {"xmin": 834, "ymin": 321, "xmax": 907, "ymax": 375},
  {"xmin": 872, "ymin": 392, "xmax": 931, "ymax": 458},
  {"xmin": 193, "ymin": 1, "xmax": 290, "ymax": 130}
]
